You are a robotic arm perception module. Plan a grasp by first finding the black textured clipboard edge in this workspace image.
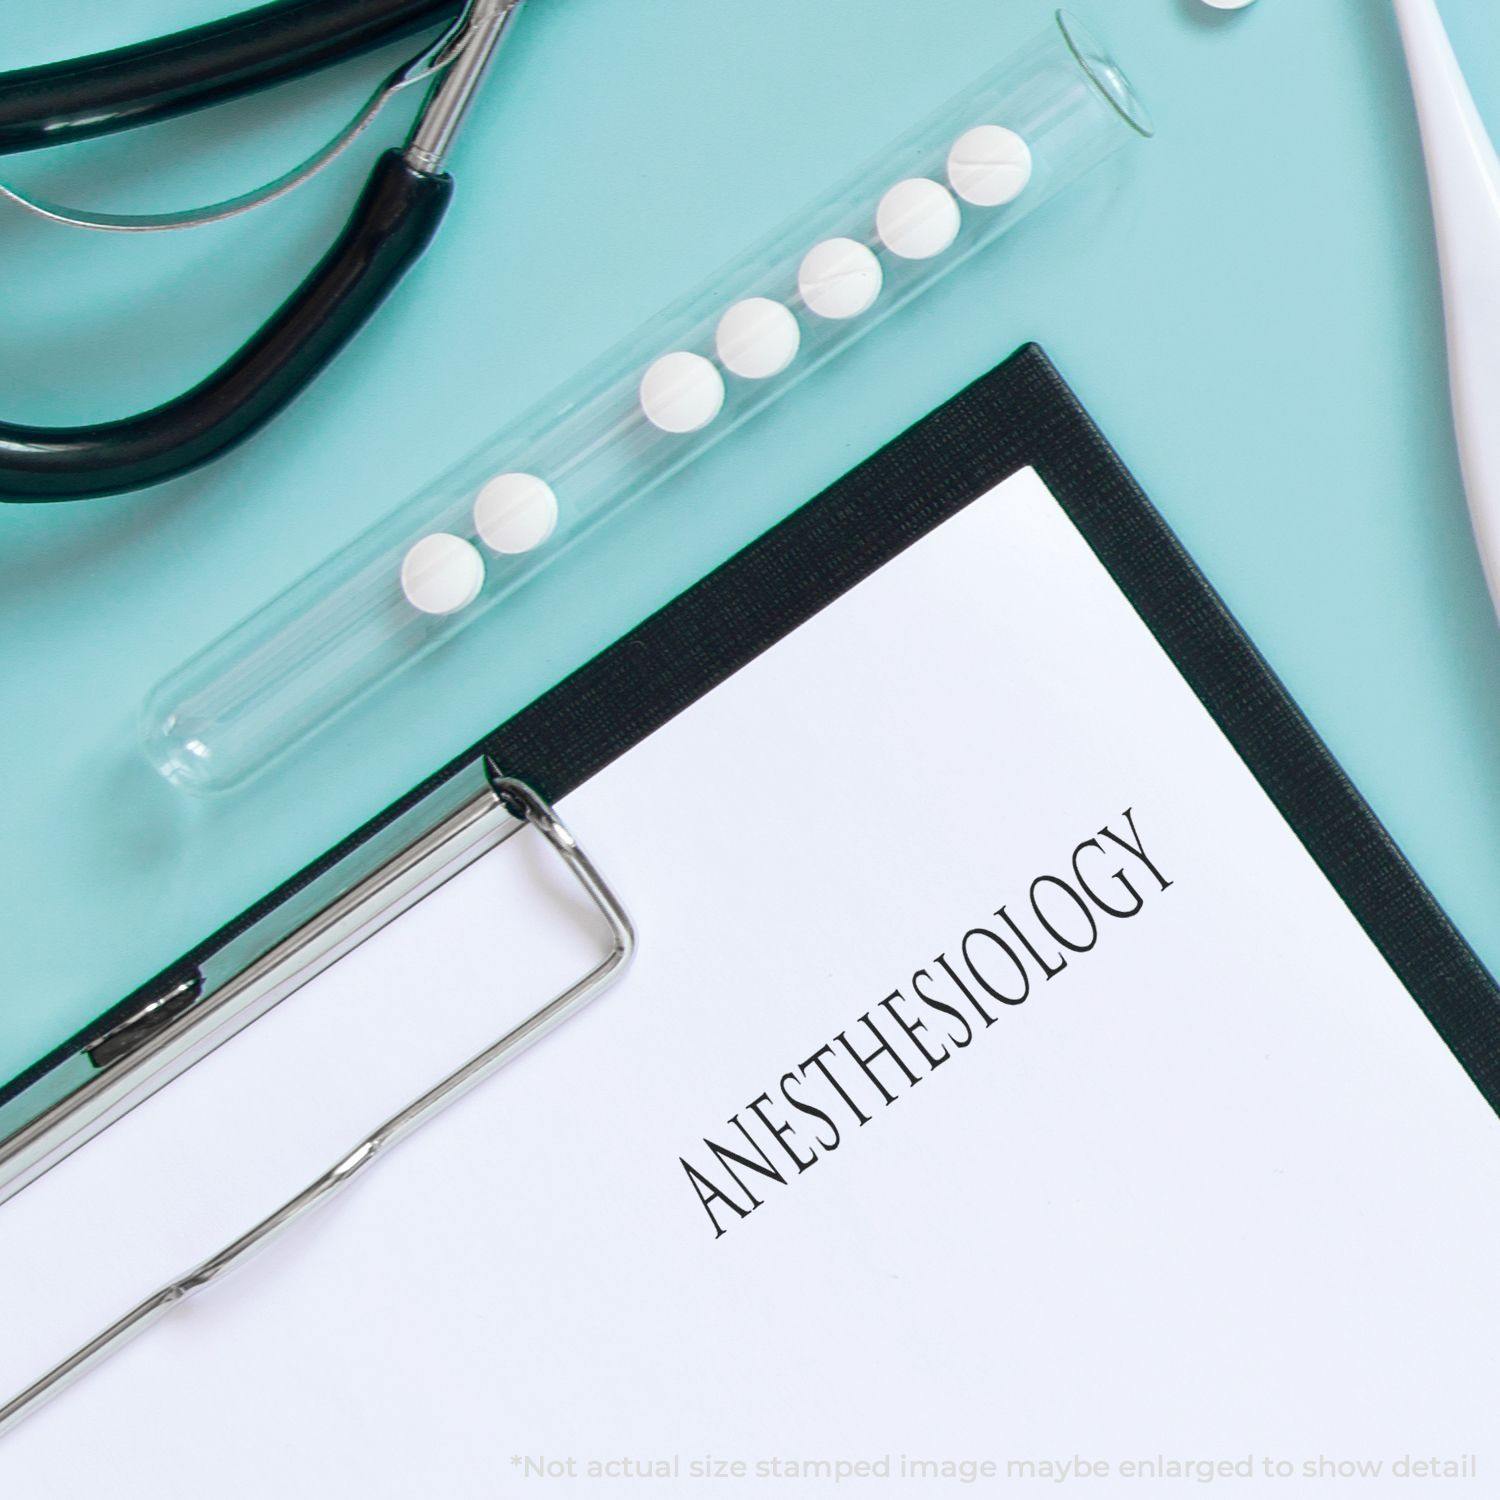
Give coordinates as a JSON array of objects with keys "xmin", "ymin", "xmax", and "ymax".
[
  {"xmin": 9, "ymin": 344, "xmax": 1500, "ymax": 1114},
  {"xmin": 497, "ymin": 343, "xmax": 1500, "ymax": 1111}
]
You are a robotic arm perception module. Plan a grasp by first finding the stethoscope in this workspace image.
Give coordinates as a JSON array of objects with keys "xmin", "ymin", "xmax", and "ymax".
[{"xmin": 0, "ymin": 0, "xmax": 519, "ymax": 504}]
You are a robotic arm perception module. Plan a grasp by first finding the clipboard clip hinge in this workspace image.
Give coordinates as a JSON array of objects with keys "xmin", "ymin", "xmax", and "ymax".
[
  {"xmin": 85, "ymin": 971, "xmax": 204, "ymax": 1071},
  {"xmin": 0, "ymin": 770, "xmax": 634, "ymax": 1442}
]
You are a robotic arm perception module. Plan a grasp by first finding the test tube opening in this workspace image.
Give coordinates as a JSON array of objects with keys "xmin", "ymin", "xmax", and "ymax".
[{"xmin": 1057, "ymin": 10, "xmax": 1155, "ymax": 140}]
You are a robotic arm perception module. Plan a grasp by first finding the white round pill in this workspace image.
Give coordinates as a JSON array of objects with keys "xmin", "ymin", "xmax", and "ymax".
[
  {"xmin": 639, "ymin": 350, "xmax": 726, "ymax": 433},
  {"xmin": 474, "ymin": 471, "xmax": 558, "ymax": 554},
  {"xmin": 1200, "ymin": 0, "xmax": 1255, "ymax": 7},
  {"xmin": 715, "ymin": 298, "xmax": 801, "ymax": 380},
  {"xmin": 876, "ymin": 178, "xmax": 961, "ymax": 260},
  {"xmin": 797, "ymin": 237, "xmax": 883, "ymax": 319},
  {"xmin": 400, "ymin": 532, "xmax": 484, "ymax": 615},
  {"xmin": 947, "ymin": 125, "xmax": 1033, "ymax": 207}
]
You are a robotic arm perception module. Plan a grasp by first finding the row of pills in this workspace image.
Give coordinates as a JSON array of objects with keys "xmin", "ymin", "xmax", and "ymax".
[
  {"xmin": 399, "ymin": 123, "xmax": 1031, "ymax": 616},
  {"xmin": 636, "ymin": 124, "xmax": 1033, "ymax": 434}
]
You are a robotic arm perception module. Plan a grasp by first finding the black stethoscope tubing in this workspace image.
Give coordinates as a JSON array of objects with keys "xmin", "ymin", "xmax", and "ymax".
[{"xmin": 0, "ymin": 0, "xmax": 472, "ymax": 504}]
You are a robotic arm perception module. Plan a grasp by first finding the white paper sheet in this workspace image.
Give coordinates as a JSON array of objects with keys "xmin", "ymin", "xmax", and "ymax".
[{"xmin": 3, "ymin": 469, "xmax": 1498, "ymax": 1497}]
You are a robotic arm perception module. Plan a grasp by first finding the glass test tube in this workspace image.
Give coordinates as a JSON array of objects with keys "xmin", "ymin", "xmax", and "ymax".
[{"xmin": 144, "ymin": 10, "xmax": 1152, "ymax": 794}]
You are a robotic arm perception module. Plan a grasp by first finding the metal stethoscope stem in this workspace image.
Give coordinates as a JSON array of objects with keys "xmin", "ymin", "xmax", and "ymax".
[{"xmin": 407, "ymin": 0, "xmax": 525, "ymax": 174}]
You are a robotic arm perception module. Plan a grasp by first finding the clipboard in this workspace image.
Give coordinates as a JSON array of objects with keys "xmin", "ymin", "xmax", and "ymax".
[{"xmin": 3, "ymin": 343, "xmax": 1498, "ymax": 1431}]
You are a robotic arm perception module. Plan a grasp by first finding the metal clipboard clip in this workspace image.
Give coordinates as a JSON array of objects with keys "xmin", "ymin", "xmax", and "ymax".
[{"xmin": 0, "ymin": 762, "xmax": 634, "ymax": 1439}]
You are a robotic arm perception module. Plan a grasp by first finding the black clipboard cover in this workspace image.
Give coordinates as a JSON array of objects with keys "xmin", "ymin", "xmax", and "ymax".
[{"xmin": 6, "ymin": 342, "xmax": 1499, "ymax": 1176}]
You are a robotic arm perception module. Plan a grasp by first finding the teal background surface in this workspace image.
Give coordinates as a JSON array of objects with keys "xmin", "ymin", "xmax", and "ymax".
[{"xmin": 4, "ymin": 0, "xmax": 1500, "ymax": 1082}]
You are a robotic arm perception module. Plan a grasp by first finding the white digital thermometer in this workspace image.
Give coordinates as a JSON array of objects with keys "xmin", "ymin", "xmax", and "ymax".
[{"xmin": 1394, "ymin": 0, "xmax": 1500, "ymax": 622}]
